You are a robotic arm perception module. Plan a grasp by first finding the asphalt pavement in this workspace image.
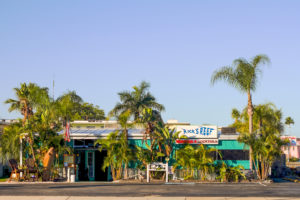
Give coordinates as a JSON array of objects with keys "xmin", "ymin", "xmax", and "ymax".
[{"xmin": 0, "ymin": 182, "xmax": 300, "ymax": 198}]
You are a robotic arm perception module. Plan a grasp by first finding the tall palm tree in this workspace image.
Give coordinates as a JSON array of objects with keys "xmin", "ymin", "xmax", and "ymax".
[
  {"xmin": 211, "ymin": 55, "xmax": 270, "ymax": 169},
  {"xmin": 109, "ymin": 81, "xmax": 165, "ymax": 120},
  {"xmin": 5, "ymin": 83, "xmax": 49, "ymax": 124},
  {"xmin": 285, "ymin": 117, "xmax": 294, "ymax": 128},
  {"xmin": 5, "ymin": 83, "xmax": 49, "ymax": 162},
  {"xmin": 285, "ymin": 117, "xmax": 294, "ymax": 135}
]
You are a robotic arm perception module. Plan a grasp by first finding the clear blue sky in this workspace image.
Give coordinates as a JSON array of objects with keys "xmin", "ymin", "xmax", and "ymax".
[{"xmin": 0, "ymin": 0, "xmax": 299, "ymax": 136}]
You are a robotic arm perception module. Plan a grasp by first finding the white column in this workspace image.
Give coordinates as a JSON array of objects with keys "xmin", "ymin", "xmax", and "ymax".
[
  {"xmin": 67, "ymin": 167, "xmax": 70, "ymax": 182},
  {"xmin": 19, "ymin": 137, "xmax": 23, "ymax": 178},
  {"xmin": 166, "ymin": 163, "xmax": 168, "ymax": 183},
  {"xmin": 147, "ymin": 164, "xmax": 150, "ymax": 183}
]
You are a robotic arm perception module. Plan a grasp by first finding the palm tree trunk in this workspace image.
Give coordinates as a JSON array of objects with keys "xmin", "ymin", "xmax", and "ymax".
[
  {"xmin": 247, "ymin": 91, "xmax": 254, "ymax": 170},
  {"xmin": 124, "ymin": 165, "xmax": 128, "ymax": 179},
  {"xmin": 29, "ymin": 138, "xmax": 36, "ymax": 163},
  {"xmin": 125, "ymin": 127, "xmax": 128, "ymax": 141}
]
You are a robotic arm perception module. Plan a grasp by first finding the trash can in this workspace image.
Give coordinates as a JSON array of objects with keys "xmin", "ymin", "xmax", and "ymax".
[{"xmin": 70, "ymin": 174, "xmax": 75, "ymax": 183}]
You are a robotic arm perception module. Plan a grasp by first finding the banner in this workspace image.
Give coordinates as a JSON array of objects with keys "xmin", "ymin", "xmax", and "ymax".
[
  {"xmin": 176, "ymin": 139, "xmax": 219, "ymax": 144},
  {"xmin": 176, "ymin": 125, "xmax": 218, "ymax": 139}
]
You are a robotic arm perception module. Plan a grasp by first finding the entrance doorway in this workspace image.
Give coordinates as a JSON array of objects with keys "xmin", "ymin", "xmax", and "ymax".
[
  {"xmin": 95, "ymin": 150, "xmax": 108, "ymax": 181},
  {"xmin": 78, "ymin": 151, "xmax": 89, "ymax": 181}
]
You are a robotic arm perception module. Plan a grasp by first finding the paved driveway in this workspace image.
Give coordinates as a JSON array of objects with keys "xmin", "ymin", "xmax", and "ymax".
[{"xmin": 0, "ymin": 182, "xmax": 299, "ymax": 197}]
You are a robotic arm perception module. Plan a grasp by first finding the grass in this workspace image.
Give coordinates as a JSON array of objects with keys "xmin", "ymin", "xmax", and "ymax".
[{"xmin": 0, "ymin": 177, "xmax": 8, "ymax": 182}]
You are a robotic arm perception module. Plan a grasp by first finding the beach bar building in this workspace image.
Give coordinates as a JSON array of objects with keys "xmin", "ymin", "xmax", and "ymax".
[{"xmin": 60, "ymin": 120, "xmax": 249, "ymax": 182}]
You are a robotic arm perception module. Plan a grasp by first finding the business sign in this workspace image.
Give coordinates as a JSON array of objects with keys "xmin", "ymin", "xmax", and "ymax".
[
  {"xmin": 281, "ymin": 136, "xmax": 297, "ymax": 146},
  {"xmin": 176, "ymin": 125, "xmax": 218, "ymax": 139},
  {"xmin": 176, "ymin": 139, "xmax": 219, "ymax": 144}
]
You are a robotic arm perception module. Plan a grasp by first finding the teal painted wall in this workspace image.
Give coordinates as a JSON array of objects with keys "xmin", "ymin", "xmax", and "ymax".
[
  {"xmin": 71, "ymin": 138, "xmax": 250, "ymax": 182},
  {"xmin": 128, "ymin": 139, "xmax": 250, "ymax": 169},
  {"xmin": 207, "ymin": 140, "xmax": 249, "ymax": 150}
]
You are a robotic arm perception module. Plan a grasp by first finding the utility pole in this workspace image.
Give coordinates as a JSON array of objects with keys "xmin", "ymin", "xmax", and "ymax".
[{"xmin": 52, "ymin": 74, "xmax": 55, "ymax": 100}]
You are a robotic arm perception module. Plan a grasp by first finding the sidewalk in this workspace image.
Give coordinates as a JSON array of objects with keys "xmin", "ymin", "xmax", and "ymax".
[{"xmin": 1, "ymin": 197, "xmax": 300, "ymax": 200}]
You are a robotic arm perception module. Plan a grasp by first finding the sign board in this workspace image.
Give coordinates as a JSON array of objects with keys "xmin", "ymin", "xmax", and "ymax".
[
  {"xmin": 176, "ymin": 139, "xmax": 218, "ymax": 144},
  {"xmin": 176, "ymin": 125, "xmax": 218, "ymax": 139},
  {"xmin": 281, "ymin": 136, "xmax": 297, "ymax": 146},
  {"xmin": 147, "ymin": 162, "xmax": 169, "ymax": 183},
  {"xmin": 64, "ymin": 154, "xmax": 75, "ymax": 167}
]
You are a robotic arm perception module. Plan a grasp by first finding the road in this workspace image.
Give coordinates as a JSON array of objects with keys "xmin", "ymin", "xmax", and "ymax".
[{"xmin": 0, "ymin": 182, "xmax": 300, "ymax": 197}]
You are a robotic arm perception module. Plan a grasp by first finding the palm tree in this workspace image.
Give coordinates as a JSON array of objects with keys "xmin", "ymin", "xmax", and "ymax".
[
  {"xmin": 195, "ymin": 144, "xmax": 217, "ymax": 180},
  {"xmin": 95, "ymin": 131, "xmax": 132, "ymax": 180},
  {"xmin": 56, "ymin": 91, "xmax": 83, "ymax": 123},
  {"xmin": 285, "ymin": 117, "xmax": 294, "ymax": 135},
  {"xmin": 116, "ymin": 110, "xmax": 132, "ymax": 140},
  {"xmin": 154, "ymin": 126, "xmax": 180, "ymax": 159},
  {"xmin": 174, "ymin": 145, "xmax": 197, "ymax": 179},
  {"xmin": 5, "ymin": 83, "xmax": 49, "ymax": 124},
  {"xmin": 0, "ymin": 122, "xmax": 22, "ymax": 162},
  {"xmin": 235, "ymin": 103, "xmax": 285, "ymax": 180},
  {"xmin": 211, "ymin": 54, "xmax": 270, "ymax": 169},
  {"xmin": 5, "ymin": 83, "xmax": 49, "ymax": 162},
  {"xmin": 109, "ymin": 81, "xmax": 165, "ymax": 120}
]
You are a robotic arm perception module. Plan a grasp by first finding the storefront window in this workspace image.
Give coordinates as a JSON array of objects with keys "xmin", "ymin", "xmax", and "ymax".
[{"xmin": 219, "ymin": 150, "xmax": 249, "ymax": 160}]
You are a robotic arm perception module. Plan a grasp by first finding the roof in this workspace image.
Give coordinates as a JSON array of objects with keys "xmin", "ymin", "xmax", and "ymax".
[
  {"xmin": 58, "ymin": 128, "xmax": 239, "ymax": 140},
  {"xmin": 58, "ymin": 128, "xmax": 145, "ymax": 139}
]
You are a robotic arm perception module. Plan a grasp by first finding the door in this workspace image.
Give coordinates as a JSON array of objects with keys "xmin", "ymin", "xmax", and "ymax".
[
  {"xmin": 78, "ymin": 151, "xmax": 89, "ymax": 181},
  {"xmin": 87, "ymin": 152, "xmax": 95, "ymax": 180},
  {"xmin": 95, "ymin": 150, "xmax": 108, "ymax": 181}
]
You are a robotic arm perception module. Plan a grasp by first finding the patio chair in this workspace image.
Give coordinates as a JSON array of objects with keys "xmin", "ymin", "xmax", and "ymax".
[
  {"xmin": 25, "ymin": 158, "xmax": 38, "ymax": 181},
  {"xmin": 8, "ymin": 159, "xmax": 24, "ymax": 182}
]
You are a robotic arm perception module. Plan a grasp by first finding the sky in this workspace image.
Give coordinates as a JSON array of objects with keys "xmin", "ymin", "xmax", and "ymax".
[{"xmin": 0, "ymin": 0, "xmax": 299, "ymax": 136}]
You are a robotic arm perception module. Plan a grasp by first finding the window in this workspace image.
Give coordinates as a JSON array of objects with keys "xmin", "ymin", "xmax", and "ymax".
[
  {"xmin": 219, "ymin": 150, "xmax": 249, "ymax": 160},
  {"xmin": 74, "ymin": 139, "xmax": 95, "ymax": 147}
]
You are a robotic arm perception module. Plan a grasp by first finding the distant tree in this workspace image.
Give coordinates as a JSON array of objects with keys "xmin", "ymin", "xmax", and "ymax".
[
  {"xmin": 285, "ymin": 117, "xmax": 295, "ymax": 128},
  {"xmin": 285, "ymin": 116, "xmax": 295, "ymax": 135},
  {"xmin": 74, "ymin": 103, "xmax": 105, "ymax": 121}
]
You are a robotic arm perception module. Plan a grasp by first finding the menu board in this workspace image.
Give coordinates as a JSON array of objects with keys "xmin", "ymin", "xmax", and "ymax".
[{"xmin": 64, "ymin": 154, "xmax": 75, "ymax": 167}]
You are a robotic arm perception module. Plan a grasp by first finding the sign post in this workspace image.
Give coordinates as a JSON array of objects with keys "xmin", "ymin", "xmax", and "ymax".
[{"xmin": 147, "ymin": 162, "xmax": 168, "ymax": 183}]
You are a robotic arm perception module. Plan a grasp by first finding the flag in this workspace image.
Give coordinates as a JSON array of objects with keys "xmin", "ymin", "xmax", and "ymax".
[{"xmin": 65, "ymin": 122, "xmax": 70, "ymax": 142}]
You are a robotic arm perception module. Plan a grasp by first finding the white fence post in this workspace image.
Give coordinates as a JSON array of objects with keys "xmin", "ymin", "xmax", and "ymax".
[
  {"xmin": 166, "ymin": 162, "xmax": 168, "ymax": 183},
  {"xmin": 147, "ymin": 164, "xmax": 150, "ymax": 183}
]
